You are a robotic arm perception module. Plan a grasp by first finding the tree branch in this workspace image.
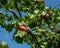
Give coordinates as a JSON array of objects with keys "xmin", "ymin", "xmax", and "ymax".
[
  {"xmin": 15, "ymin": 3, "xmax": 22, "ymax": 17},
  {"xmin": 44, "ymin": 20, "xmax": 54, "ymax": 32},
  {"xmin": 47, "ymin": 23, "xmax": 54, "ymax": 32},
  {"xmin": 8, "ymin": 9, "xmax": 19, "ymax": 19},
  {"xmin": 0, "ymin": 3, "xmax": 19, "ymax": 19},
  {"xmin": 0, "ymin": 3, "xmax": 1, "ymax": 8},
  {"xmin": 29, "ymin": 28, "xmax": 41, "ymax": 48},
  {"xmin": 0, "ymin": 3, "xmax": 2, "ymax": 8},
  {"xmin": 54, "ymin": 4, "xmax": 60, "ymax": 9}
]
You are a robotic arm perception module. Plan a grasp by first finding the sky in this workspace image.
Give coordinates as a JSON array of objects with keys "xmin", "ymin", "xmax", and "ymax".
[{"xmin": 0, "ymin": 0, "xmax": 60, "ymax": 48}]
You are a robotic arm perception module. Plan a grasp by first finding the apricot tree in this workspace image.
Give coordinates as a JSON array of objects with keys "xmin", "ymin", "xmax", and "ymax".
[{"xmin": 0, "ymin": 0, "xmax": 60, "ymax": 48}]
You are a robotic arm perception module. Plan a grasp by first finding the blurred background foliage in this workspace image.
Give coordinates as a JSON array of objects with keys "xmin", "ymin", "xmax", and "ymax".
[{"xmin": 0, "ymin": 41, "xmax": 9, "ymax": 48}]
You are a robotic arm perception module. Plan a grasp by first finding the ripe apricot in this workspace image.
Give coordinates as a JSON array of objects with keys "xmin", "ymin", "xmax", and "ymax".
[
  {"xmin": 16, "ymin": 25, "xmax": 29, "ymax": 32},
  {"xmin": 44, "ymin": 13, "xmax": 50, "ymax": 19}
]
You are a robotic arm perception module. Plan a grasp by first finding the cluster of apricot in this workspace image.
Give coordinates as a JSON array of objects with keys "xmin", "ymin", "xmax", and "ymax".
[{"xmin": 16, "ymin": 24, "xmax": 29, "ymax": 32}]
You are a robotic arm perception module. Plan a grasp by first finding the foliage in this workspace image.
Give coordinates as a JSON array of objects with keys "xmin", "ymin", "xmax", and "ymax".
[
  {"xmin": 0, "ymin": 41, "xmax": 9, "ymax": 48},
  {"xmin": 0, "ymin": 0, "xmax": 60, "ymax": 48}
]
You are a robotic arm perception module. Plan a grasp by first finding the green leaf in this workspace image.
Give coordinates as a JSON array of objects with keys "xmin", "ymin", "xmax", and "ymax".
[
  {"xmin": 0, "ymin": 19, "xmax": 3, "ymax": 24},
  {"xmin": 57, "ymin": 16, "xmax": 60, "ymax": 22},
  {"xmin": 0, "ymin": 41, "xmax": 9, "ymax": 48},
  {"xmin": 15, "ymin": 36, "xmax": 23, "ymax": 44},
  {"xmin": 1, "ymin": 0, "xmax": 7, "ymax": 5},
  {"xmin": 4, "ymin": 24, "xmax": 14, "ymax": 32}
]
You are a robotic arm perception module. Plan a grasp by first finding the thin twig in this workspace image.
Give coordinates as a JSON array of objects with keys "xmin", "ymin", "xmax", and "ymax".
[
  {"xmin": 0, "ymin": 4, "xmax": 19, "ymax": 19},
  {"xmin": 47, "ymin": 23, "xmax": 54, "ymax": 32},
  {"xmin": 29, "ymin": 28, "xmax": 41, "ymax": 48},
  {"xmin": 54, "ymin": 4, "xmax": 60, "ymax": 9},
  {"xmin": 0, "ymin": 3, "xmax": 1, "ymax": 8},
  {"xmin": 45, "ymin": 20, "xmax": 54, "ymax": 32},
  {"xmin": 15, "ymin": 3, "xmax": 22, "ymax": 17},
  {"xmin": 8, "ymin": 9, "xmax": 19, "ymax": 19}
]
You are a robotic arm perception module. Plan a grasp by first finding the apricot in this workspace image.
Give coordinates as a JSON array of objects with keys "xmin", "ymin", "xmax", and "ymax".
[
  {"xmin": 16, "ymin": 25, "xmax": 29, "ymax": 32},
  {"xmin": 44, "ymin": 13, "xmax": 50, "ymax": 19}
]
